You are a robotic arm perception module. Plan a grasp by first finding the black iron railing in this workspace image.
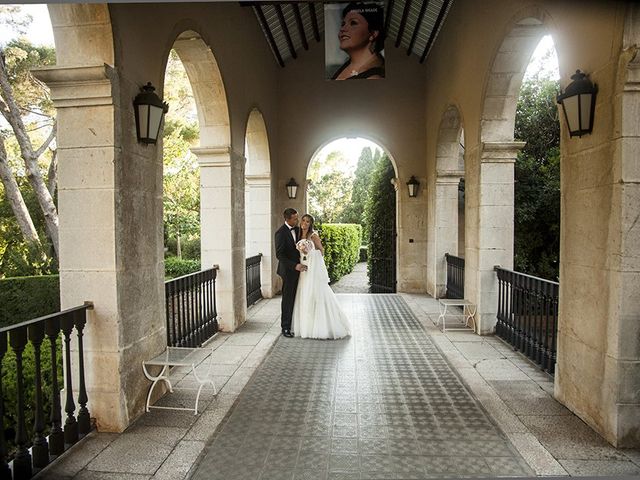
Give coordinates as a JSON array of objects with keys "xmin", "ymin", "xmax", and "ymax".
[
  {"xmin": 495, "ymin": 267, "xmax": 559, "ymax": 374},
  {"xmin": 246, "ymin": 254, "xmax": 262, "ymax": 307},
  {"xmin": 0, "ymin": 303, "xmax": 93, "ymax": 479},
  {"xmin": 445, "ymin": 253, "xmax": 465, "ymax": 299},
  {"xmin": 165, "ymin": 267, "xmax": 219, "ymax": 348}
]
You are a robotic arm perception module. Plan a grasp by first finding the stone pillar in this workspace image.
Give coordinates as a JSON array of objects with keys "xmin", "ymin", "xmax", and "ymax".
[
  {"xmin": 33, "ymin": 65, "xmax": 166, "ymax": 432},
  {"xmin": 433, "ymin": 170, "xmax": 464, "ymax": 298},
  {"xmin": 245, "ymin": 174, "xmax": 274, "ymax": 298},
  {"xmin": 195, "ymin": 146, "xmax": 247, "ymax": 331},
  {"xmin": 467, "ymin": 142, "xmax": 523, "ymax": 334}
]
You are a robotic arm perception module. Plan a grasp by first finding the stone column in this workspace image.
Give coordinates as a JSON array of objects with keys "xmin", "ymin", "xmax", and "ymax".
[
  {"xmin": 467, "ymin": 142, "xmax": 523, "ymax": 334},
  {"xmin": 245, "ymin": 174, "xmax": 273, "ymax": 298},
  {"xmin": 33, "ymin": 65, "xmax": 167, "ymax": 432},
  {"xmin": 433, "ymin": 170, "xmax": 464, "ymax": 298},
  {"xmin": 194, "ymin": 146, "xmax": 247, "ymax": 331}
]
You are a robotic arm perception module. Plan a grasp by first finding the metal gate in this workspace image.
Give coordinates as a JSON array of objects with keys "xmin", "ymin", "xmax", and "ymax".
[{"xmin": 369, "ymin": 221, "xmax": 397, "ymax": 293}]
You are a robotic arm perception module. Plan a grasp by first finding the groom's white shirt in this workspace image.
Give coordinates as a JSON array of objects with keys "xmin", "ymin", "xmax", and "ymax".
[{"xmin": 284, "ymin": 221, "xmax": 296, "ymax": 243}]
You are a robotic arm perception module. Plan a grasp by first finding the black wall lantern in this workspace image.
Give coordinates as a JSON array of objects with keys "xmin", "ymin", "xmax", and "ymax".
[
  {"xmin": 286, "ymin": 178, "xmax": 299, "ymax": 199},
  {"xmin": 134, "ymin": 82, "xmax": 169, "ymax": 144},
  {"xmin": 557, "ymin": 70, "xmax": 597, "ymax": 138},
  {"xmin": 407, "ymin": 176, "xmax": 420, "ymax": 197}
]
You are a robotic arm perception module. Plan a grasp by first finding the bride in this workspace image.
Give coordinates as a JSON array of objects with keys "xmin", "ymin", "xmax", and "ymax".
[{"xmin": 292, "ymin": 214, "xmax": 351, "ymax": 339}]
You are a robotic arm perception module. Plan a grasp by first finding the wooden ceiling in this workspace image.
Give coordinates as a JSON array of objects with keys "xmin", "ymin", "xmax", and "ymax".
[{"xmin": 245, "ymin": 0, "xmax": 453, "ymax": 68}]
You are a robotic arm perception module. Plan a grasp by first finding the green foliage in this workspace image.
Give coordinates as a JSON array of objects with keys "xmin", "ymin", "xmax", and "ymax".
[
  {"xmin": 514, "ymin": 77, "xmax": 561, "ymax": 280},
  {"xmin": 320, "ymin": 224, "xmax": 362, "ymax": 283},
  {"xmin": 364, "ymin": 156, "xmax": 396, "ymax": 291},
  {"xmin": 308, "ymin": 150, "xmax": 354, "ymax": 224},
  {"xmin": 165, "ymin": 256, "xmax": 201, "ymax": 279},
  {"xmin": 0, "ymin": 275, "xmax": 59, "ymax": 327},
  {"xmin": 165, "ymin": 236, "xmax": 200, "ymax": 260},
  {"xmin": 339, "ymin": 147, "xmax": 382, "ymax": 236},
  {"xmin": 162, "ymin": 50, "xmax": 200, "ymax": 249}
]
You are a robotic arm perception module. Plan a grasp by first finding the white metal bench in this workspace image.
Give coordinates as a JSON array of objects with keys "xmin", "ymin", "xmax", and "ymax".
[
  {"xmin": 142, "ymin": 346, "xmax": 217, "ymax": 415},
  {"xmin": 437, "ymin": 299, "xmax": 477, "ymax": 333}
]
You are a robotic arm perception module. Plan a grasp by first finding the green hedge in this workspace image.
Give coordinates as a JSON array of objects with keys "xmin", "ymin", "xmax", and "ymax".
[
  {"xmin": 321, "ymin": 224, "xmax": 362, "ymax": 283},
  {"xmin": 165, "ymin": 256, "xmax": 201, "ymax": 279},
  {"xmin": 0, "ymin": 275, "xmax": 60, "ymax": 328}
]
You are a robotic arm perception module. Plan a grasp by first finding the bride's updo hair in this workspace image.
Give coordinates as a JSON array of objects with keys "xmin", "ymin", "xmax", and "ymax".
[{"xmin": 301, "ymin": 214, "xmax": 316, "ymax": 239}]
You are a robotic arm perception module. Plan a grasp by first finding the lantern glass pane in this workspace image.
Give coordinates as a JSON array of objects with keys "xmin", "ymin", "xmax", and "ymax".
[
  {"xmin": 580, "ymin": 93, "xmax": 592, "ymax": 132},
  {"xmin": 149, "ymin": 105, "xmax": 164, "ymax": 141},
  {"xmin": 137, "ymin": 104, "xmax": 149, "ymax": 140},
  {"xmin": 563, "ymin": 95, "xmax": 580, "ymax": 133}
]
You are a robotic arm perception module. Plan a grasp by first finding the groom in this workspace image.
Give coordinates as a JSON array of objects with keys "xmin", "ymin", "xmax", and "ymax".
[{"xmin": 275, "ymin": 208, "xmax": 307, "ymax": 338}]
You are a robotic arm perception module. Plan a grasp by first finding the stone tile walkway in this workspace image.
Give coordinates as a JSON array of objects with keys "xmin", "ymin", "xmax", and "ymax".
[
  {"xmin": 331, "ymin": 262, "xmax": 368, "ymax": 294},
  {"xmin": 189, "ymin": 295, "xmax": 532, "ymax": 479},
  {"xmin": 37, "ymin": 294, "xmax": 640, "ymax": 479}
]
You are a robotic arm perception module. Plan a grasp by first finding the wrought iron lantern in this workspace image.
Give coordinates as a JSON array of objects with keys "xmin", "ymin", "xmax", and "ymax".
[
  {"xmin": 557, "ymin": 70, "xmax": 597, "ymax": 138},
  {"xmin": 133, "ymin": 82, "xmax": 169, "ymax": 144},
  {"xmin": 406, "ymin": 176, "xmax": 420, "ymax": 197},
  {"xmin": 286, "ymin": 177, "xmax": 299, "ymax": 199}
]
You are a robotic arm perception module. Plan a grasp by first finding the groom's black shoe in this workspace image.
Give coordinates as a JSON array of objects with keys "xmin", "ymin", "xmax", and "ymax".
[{"xmin": 282, "ymin": 330, "xmax": 294, "ymax": 338}]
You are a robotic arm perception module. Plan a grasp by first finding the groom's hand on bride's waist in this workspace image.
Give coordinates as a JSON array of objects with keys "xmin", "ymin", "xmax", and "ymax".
[{"xmin": 295, "ymin": 263, "xmax": 308, "ymax": 272}]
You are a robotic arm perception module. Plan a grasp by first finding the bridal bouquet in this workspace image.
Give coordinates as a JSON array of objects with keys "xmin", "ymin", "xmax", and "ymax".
[{"xmin": 296, "ymin": 239, "xmax": 312, "ymax": 262}]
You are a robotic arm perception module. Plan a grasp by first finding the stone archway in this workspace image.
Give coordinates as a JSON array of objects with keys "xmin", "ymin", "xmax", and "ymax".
[
  {"xmin": 429, "ymin": 105, "xmax": 465, "ymax": 298},
  {"xmin": 467, "ymin": 12, "xmax": 550, "ymax": 333},
  {"xmin": 306, "ymin": 136, "xmax": 400, "ymax": 293},
  {"xmin": 244, "ymin": 108, "xmax": 273, "ymax": 298},
  {"xmin": 168, "ymin": 30, "xmax": 244, "ymax": 332}
]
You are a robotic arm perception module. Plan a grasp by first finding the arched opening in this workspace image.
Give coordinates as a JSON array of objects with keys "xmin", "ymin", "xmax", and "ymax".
[
  {"xmin": 244, "ymin": 108, "xmax": 273, "ymax": 298},
  {"xmin": 164, "ymin": 31, "xmax": 240, "ymax": 333},
  {"xmin": 432, "ymin": 106, "xmax": 465, "ymax": 298},
  {"xmin": 162, "ymin": 48, "xmax": 200, "ymax": 266},
  {"xmin": 306, "ymin": 136, "xmax": 398, "ymax": 293}
]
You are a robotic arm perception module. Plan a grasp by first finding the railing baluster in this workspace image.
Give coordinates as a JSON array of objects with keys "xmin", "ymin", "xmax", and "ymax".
[
  {"xmin": 0, "ymin": 332, "xmax": 11, "ymax": 478},
  {"xmin": 29, "ymin": 322, "xmax": 49, "ymax": 469},
  {"xmin": 46, "ymin": 316, "xmax": 64, "ymax": 456},
  {"xmin": 494, "ymin": 266, "xmax": 559, "ymax": 375},
  {"xmin": 61, "ymin": 314, "xmax": 78, "ymax": 446},
  {"xmin": 10, "ymin": 326, "xmax": 32, "ymax": 479},
  {"xmin": 74, "ymin": 310, "xmax": 90, "ymax": 436}
]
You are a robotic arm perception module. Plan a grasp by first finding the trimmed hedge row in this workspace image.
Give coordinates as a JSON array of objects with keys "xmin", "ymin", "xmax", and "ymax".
[
  {"xmin": 165, "ymin": 256, "xmax": 201, "ymax": 279},
  {"xmin": 0, "ymin": 275, "xmax": 60, "ymax": 328},
  {"xmin": 320, "ymin": 224, "xmax": 362, "ymax": 283}
]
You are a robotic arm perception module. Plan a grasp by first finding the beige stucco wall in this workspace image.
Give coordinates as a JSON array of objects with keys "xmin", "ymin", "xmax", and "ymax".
[
  {"xmin": 274, "ymin": 39, "xmax": 428, "ymax": 292},
  {"xmin": 423, "ymin": 0, "xmax": 638, "ymax": 447}
]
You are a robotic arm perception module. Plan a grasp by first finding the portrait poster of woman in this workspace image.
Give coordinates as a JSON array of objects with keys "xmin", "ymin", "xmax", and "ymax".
[{"xmin": 325, "ymin": 2, "xmax": 385, "ymax": 80}]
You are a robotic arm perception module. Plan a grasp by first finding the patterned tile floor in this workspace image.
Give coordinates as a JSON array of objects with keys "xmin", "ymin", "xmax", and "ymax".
[{"xmin": 189, "ymin": 295, "xmax": 533, "ymax": 479}]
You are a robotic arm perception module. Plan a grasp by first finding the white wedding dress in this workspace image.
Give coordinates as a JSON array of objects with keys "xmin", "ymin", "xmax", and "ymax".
[{"xmin": 292, "ymin": 236, "xmax": 351, "ymax": 339}]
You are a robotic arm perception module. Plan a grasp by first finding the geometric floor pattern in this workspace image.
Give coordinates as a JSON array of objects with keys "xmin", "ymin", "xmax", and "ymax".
[{"xmin": 189, "ymin": 295, "xmax": 533, "ymax": 479}]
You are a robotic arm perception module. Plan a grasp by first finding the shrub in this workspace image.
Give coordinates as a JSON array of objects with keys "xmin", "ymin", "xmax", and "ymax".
[
  {"xmin": 181, "ymin": 237, "xmax": 201, "ymax": 260},
  {"xmin": 359, "ymin": 246, "xmax": 368, "ymax": 262},
  {"xmin": 364, "ymin": 157, "xmax": 396, "ymax": 292},
  {"xmin": 165, "ymin": 256, "xmax": 201, "ymax": 279},
  {"xmin": 320, "ymin": 224, "xmax": 362, "ymax": 283},
  {"xmin": 0, "ymin": 275, "xmax": 60, "ymax": 328}
]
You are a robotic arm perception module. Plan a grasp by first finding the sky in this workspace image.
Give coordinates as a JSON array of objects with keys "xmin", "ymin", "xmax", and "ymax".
[{"xmin": 0, "ymin": 4, "xmax": 53, "ymax": 47}]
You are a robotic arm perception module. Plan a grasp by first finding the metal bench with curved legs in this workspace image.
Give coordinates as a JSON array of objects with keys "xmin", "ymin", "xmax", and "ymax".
[
  {"xmin": 142, "ymin": 346, "xmax": 217, "ymax": 415},
  {"xmin": 437, "ymin": 298, "xmax": 477, "ymax": 333}
]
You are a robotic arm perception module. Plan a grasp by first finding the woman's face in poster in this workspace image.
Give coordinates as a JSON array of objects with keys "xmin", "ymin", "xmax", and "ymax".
[{"xmin": 338, "ymin": 10, "xmax": 374, "ymax": 53}]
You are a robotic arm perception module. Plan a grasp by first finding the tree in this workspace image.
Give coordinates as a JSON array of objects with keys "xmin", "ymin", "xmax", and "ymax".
[
  {"xmin": 338, "ymin": 146, "xmax": 381, "ymax": 232},
  {"xmin": 0, "ymin": 12, "xmax": 58, "ymax": 274},
  {"xmin": 307, "ymin": 150, "xmax": 354, "ymax": 223},
  {"xmin": 162, "ymin": 49, "xmax": 200, "ymax": 258},
  {"xmin": 514, "ymin": 76, "xmax": 561, "ymax": 280}
]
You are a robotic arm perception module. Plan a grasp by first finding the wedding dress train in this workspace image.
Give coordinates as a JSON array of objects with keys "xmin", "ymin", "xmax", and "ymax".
[{"xmin": 292, "ymin": 240, "xmax": 351, "ymax": 339}]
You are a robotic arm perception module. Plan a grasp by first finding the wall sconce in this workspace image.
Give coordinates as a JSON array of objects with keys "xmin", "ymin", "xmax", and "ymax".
[
  {"xmin": 286, "ymin": 177, "xmax": 299, "ymax": 199},
  {"xmin": 557, "ymin": 70, "xmax": 597, "ymax": 138},
  {"xmin": 134, "ymin": 82, "xmax": 169, "ymax": 144},
  {"xmin": 407, "ymin": 176, "xmax": 420, "ymax": 197}
]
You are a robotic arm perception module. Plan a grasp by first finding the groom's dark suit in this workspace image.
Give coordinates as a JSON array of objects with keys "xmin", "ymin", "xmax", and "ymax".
[{"xmin": 275, "ymin": 223, "xmax": 301, "ymax": 333}]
